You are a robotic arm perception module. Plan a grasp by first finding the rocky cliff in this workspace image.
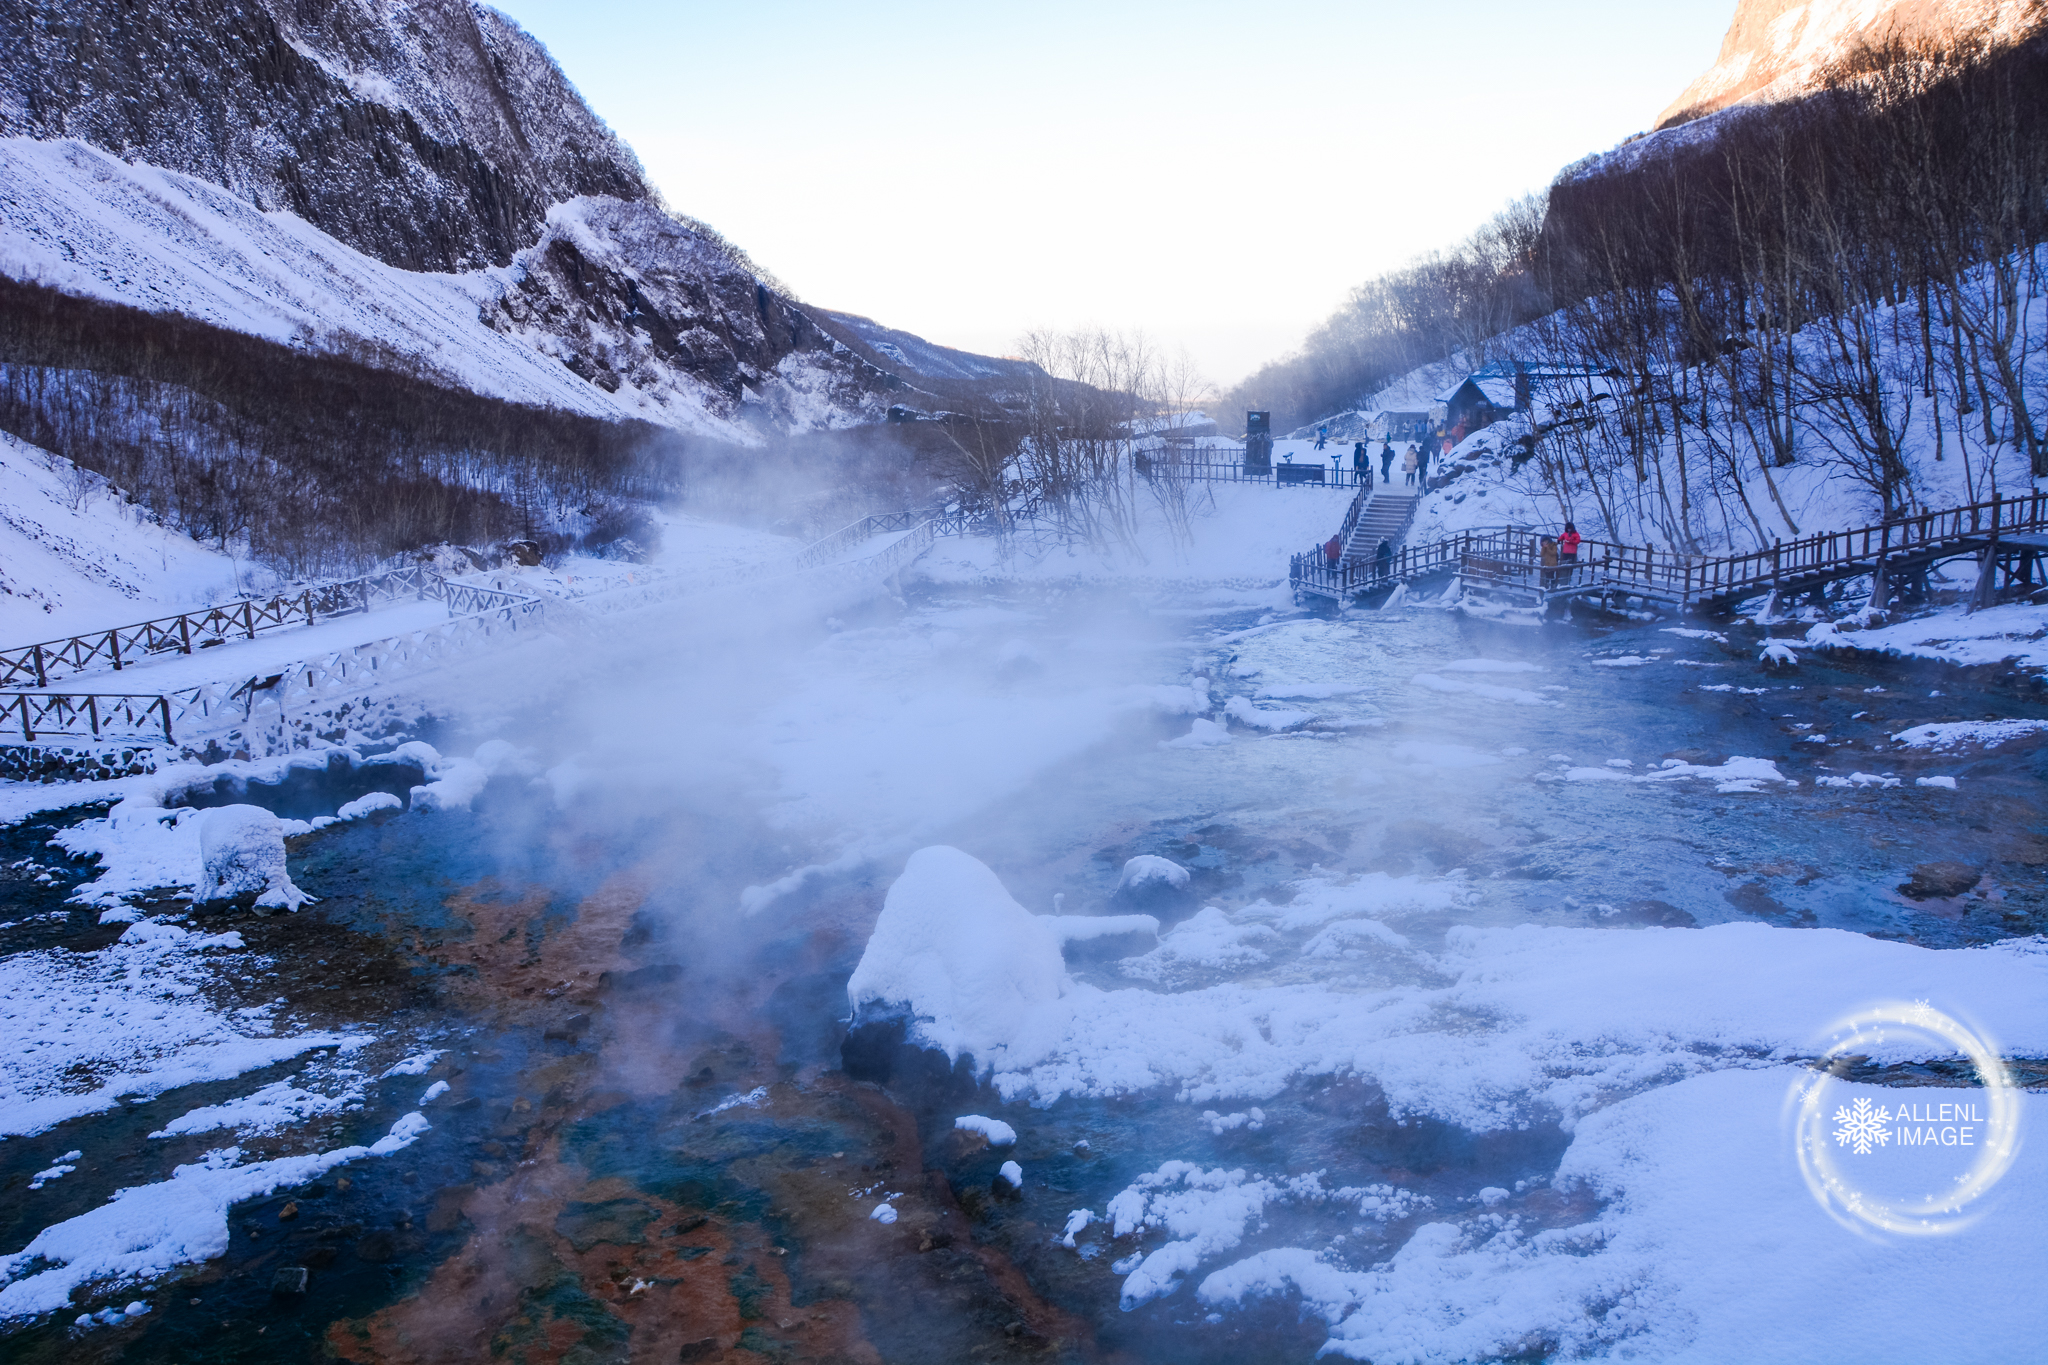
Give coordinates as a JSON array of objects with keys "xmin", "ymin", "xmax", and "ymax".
[
  {"xmin": 0, "ymin": 0, "xmax": 649, "ymax": 273},
  {"xmin": 0, "ymin": 0, "xmax": 984, "ymax": 440},
  {"xmin": 1657, "ymin": 0, "xmax": 2046, "ymax": 128}
]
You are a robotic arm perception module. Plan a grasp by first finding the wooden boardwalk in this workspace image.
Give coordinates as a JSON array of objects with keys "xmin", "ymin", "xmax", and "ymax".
[{"xmin": 1292, "ymin": 491, "xmax": 2048, "ymax": 616}]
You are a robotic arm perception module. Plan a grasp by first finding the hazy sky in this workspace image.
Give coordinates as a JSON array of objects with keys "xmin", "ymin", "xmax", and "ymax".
[{"xmin": 491, "ymin": 1, "xmax": 1733, "ymax": 387}]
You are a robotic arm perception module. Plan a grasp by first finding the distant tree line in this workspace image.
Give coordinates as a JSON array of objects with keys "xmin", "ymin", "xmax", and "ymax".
[
  {"xmin": 1533, "ymin": 31, "xmax": 2048, "ymax": 549},
  {"xmin": 1227, "ymin": 29, "xmax": 2048, "ymax": 490},
  {"xmin": 0, "ymin": 275, "xmax": 698, "ymax": 576}
]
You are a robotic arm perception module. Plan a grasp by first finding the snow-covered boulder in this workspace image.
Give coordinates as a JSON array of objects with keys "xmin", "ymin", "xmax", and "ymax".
[
  {"xmin": 1111, "ymin": 854, "xmax": 1196, "ymax": 921},
  {"xmin": 196, "ymin": 805, "xmax": 312, "ymax": 912},
  {"xmin": 955, "ymin": 1114, "xmax": 1019, "ymax": 1146},
  {"xmin": 1117, "ymin": 855, "xmax": 1190, "ymax": 894},
  {"xmin": 846, "ymin": 846, "xmax": 1066, "ymax": 1063}
]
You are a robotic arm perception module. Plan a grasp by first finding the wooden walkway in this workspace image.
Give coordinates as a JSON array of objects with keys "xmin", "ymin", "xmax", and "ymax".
[{"xmin": 1292, "ymin": 490, "xmax": 2048, "ymax": 615}]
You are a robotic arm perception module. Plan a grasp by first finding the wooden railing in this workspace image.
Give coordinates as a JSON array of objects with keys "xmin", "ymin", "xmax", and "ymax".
[
  {"xmin": 1291, "ymin": 490, "xmax": 2048, "ymax": 607},
  {"xmin": 0, "ymin": 564, "xmax": 529, "ymax": 690},
  {"xmin": 0, "ymin": 589, "xmax": 546, "ymax": 745}
]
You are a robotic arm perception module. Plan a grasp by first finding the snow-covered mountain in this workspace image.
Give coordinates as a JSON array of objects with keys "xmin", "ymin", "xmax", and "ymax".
[
  {"xmin": 1658, "ymin": 0, "xmax": 2046, "ymax": 127},
  {"xmin": 0, "ymin": 0, "xmax": 1025, "ymax": 444},
  {"xmin": 0, "ymin": 0, "xmax": 647, "ymax": 274}
]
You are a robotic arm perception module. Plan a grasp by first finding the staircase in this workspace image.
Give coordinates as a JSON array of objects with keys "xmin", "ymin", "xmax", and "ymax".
[{"xmin": 1342, "ymin": 489, "xmax": 1419, "ymax": 566}]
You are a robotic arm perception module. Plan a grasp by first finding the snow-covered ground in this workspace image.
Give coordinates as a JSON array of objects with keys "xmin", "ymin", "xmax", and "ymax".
[
  {"xmin": 1807, "ymin": 601, "xmax": 2048, "ymax": 672},
  {"xmin": 0, "ymin": 431, "xmax": 251, "ymax": 642},
  {"xmin": 850, "ymin": 846, "xmax": 2048, "ymax": 1363}
]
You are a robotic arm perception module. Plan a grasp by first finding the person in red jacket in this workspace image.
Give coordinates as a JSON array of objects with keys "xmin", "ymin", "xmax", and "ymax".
[
  {"xmin": 1559, "ymin": 521, "xmax": 1581, "ymax": 577},
  {"xmin": 1323, "ymin": 535, "xmax": 1343, "ymax": 569}
]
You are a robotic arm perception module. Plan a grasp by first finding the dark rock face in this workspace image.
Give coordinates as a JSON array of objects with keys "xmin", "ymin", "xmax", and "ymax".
[
  {"xmin": 486, "ymin": 199, "xmax": 901, "ymax": 426},
  {"xmin": 0, "ymin": 0, "xmax": 649, "ymax": 273}
]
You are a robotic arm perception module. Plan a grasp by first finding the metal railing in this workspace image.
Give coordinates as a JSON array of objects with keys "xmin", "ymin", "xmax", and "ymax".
[{"xmin": 1140, "ymin": 448, "xmax": 1374, "ymax": 488}]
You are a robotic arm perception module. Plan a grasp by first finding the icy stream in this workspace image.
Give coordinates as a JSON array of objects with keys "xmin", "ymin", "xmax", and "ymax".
[{"xmin": 3, "ymin": 582, "xmax": 2045, "ymax": 1363}]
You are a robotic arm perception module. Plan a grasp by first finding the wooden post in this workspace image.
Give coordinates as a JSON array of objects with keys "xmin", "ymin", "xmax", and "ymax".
[
  {"xmin": 109, "ymin": 630, "xmax": 122, "ymax": 672},
  {"xmin": 1968, "ymin": 544, "xmax": 1998, "ymax": 614},
  {"xmin": 87, "ymin": 694, "xmax": 100, "ymax": 739},
  {"xmin": 18, "ymin": 697, "xmax": 31, "ymax": 742},
  {"xmin": 159, "ymin": 696, "xmax": 174, "ymax": 744},
  {"xmin": 303, "ymin": 591, "xmax": 315, "ymax": 626},
  {"xmin": 179, "ymin": 615, "xmax": 192, "ymax": 655},
  {"xmin": 242, "ymin": 601, "xmax": 257, "ymax": 640},
  {"xmin": 32, "ymin": 644, "xmax": 46, "ymax": 688}
]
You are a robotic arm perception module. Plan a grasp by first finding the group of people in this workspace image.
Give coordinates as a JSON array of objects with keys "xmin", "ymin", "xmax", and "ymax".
[
  {"xmin": 1538, "ymin": 522, "xmax": 1582, "ymax": 587},
  {"xmin": 1308, "ymin": 423, "xmax": 1456, "ymax": 492},
  {"xmin": 1333, "ymin": 429, "xmax": 1450, "ymax": 489}
]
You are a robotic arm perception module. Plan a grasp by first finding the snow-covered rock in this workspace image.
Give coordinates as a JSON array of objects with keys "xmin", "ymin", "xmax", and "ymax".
[
  {"xmin": 1116, "ymin": 855, "xmax": 1191, "ymax": 894},
  {"xmin": 196, "ymin": 805, "xmax": 312, "ymax": 912},
  {"xmin": 955, "ymin": 1114, "xmax": 1018, "ymax": 1147},
  {"xmin": 846, "ymin": 847, "xmax": 1068, "ymax": 1063}
]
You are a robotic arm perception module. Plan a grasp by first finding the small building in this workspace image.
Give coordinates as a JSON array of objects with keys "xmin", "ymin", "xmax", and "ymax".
[
  {"xmin": 1436, "ymin": 360, "xmax": 1626, "ymax": 443},
  {"xmin": 1434, "ymin": 374, "xmax": 1519, "ymax": 442}
]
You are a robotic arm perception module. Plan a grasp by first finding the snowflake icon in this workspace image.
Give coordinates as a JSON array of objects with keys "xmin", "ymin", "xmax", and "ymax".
[{"xmin": 1832, "ymin": 1097, "xmax": 1892, "ymax": 1155}]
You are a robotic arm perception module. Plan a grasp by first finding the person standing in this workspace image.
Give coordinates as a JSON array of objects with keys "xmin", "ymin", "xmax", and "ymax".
[
  {"xmin": 1402, "ymin": 444, "xmax": 1418, "ymax": 487},
  {"xmin": 1380, "ymin": 439, "xmax": 1396, "ymax": 483},
  {"xmin": 1559, "ymin": 521, "xmax": 1581, "ymax": 578},
  {"xmin": 1376, "ymin": 538, "xmax": 1394, "ymax": 579},
  {"xmin": 1323, "ymin": 534, "xmax": 1343, "ymax": 569},
  {"xmin": 1417, "ymin": 445, "xmax": 1433, "ymax": 488},
  {"xmin": 1316, "ymin": 424, "xmax": 1328, "ymax": 451},
  {"xmin": 1353, "ymin": 442, "xmax": 1368, "ymax": 484},
  {"xmin": 1539, "ymin": 535, "xmax": 1560, "ymax": 589}
]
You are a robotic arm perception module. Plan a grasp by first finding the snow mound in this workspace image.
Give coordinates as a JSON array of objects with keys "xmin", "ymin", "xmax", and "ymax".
[
  {"xmin": 1163, "ymin": 718, "xmax": 1233, "ymax": 749},
  {"xmin": 846, "ymin": 847, "xmax": 1068, "ymax": 1062},
  {"xmin": 196, "ymin": 805, "xmax": 312, "ymax": 911},
  {"xmin": 1892, "ymin": 719, "xmax": 2048, "ymax": 751},
  {"xmin": 955, "ymin": 1114, "xmax": 1018, "ymax": 1146},
  {"xmin": 1117, "ymin": 855, "xmax": 1191, "ymax": 893}
]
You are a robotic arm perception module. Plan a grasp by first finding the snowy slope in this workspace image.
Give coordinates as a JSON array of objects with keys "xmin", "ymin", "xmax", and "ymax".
[
  {"xmin": 818, "ymin": 309, "xmax": 1042, "ymax": 385},
  {"xmin": 0, "ymin": 138, "xmax": 622, "ymax": 418},
  {"xmin": 0, "ymin": 138, "xmax": 904, "ymax": 440},
  {"xmin": 0, "ymin": 431, "xmax": 249, "ymax": 642}
]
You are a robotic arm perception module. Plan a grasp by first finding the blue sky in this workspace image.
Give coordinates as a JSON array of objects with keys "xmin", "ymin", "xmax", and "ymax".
[{"xmin": 491, "ymin": 1, "xmax": 1733, "ymax": 385}]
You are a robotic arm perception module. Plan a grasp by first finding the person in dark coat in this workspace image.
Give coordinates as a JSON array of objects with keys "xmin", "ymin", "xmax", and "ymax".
[
  {"xmin": 1379, "ymin": 439, "xmax": 1395, "ymax": 482},
  {"xmin": 1353, "ymin": 442, "xmax": 1368, "ymax": 483},
  {"xmin": 1315, "ymin": 425, "xmax": 1328, "ymax": 451},
  {"xmin": 1375, "ymin": 538, "xmax": 1393, "ymax": 577},
  {"xmin": 1417, "ymin": 447, "xmax": 1432, "ymax": 487}
]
